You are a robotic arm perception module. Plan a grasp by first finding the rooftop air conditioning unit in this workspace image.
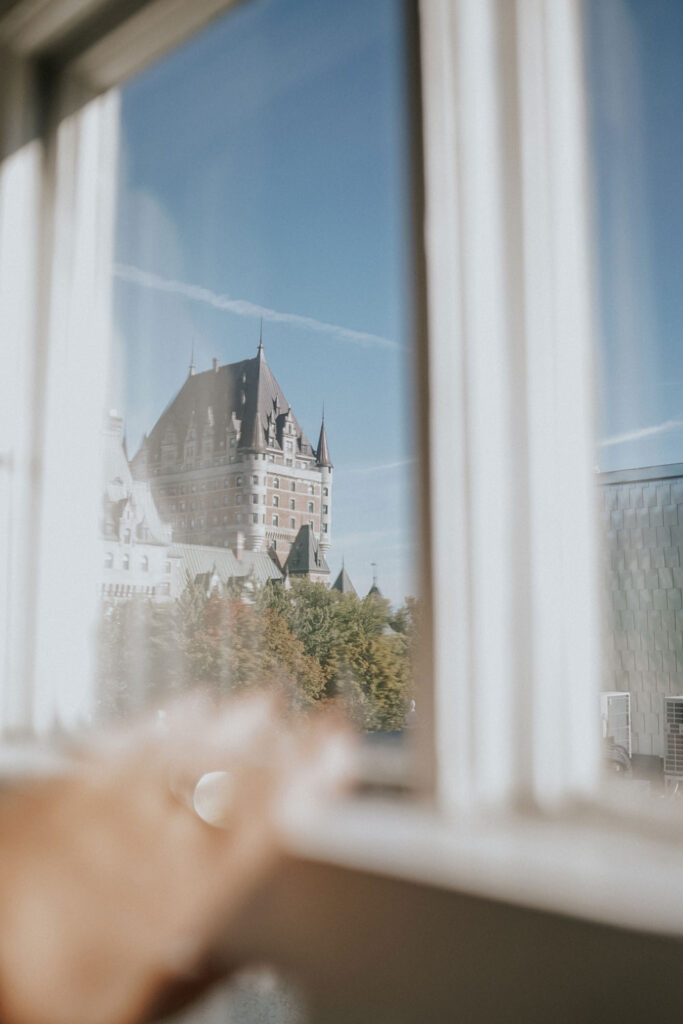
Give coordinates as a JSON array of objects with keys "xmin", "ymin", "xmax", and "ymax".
[
  {"xmin": 600, "ymin": 691, "xmax": 632, "ymax": 758},
  {"xmin": 663, "ymin": 696, "xmax": 683, "ymax": 789}
]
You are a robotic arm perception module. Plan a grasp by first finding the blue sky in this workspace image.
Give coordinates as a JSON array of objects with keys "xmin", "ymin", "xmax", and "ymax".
[
  {"xmin": 112, "ymin": 0, "xmax": 416, "ymax": 603},
  {"xmin": 586, "ymin": 0, "xmax": 683, "ymax": 472}
]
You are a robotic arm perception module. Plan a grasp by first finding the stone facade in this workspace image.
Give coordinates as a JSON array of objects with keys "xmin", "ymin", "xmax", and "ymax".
[
  {"xmin": 599, "ymin": 463, "xmax": 683, "ymax": 766},
  {"xmin": 131, "ymin": 343, "xmax": 332, "ymax": 566},
  {"xmin": 101, "ymin": 416, "xmax": 179, "ymax": 601}
]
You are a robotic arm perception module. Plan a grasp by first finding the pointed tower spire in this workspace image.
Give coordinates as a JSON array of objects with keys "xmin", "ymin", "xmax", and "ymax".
[
  {"xmin": 257, "ymin": 318, "xmax": 264, "ymax": 357},
  {"xmin": 316, "ymin": 409, "xmax": 332, "ymax": 467},
  {"xmin": 239, "ymin": 337, "xmax": 266, "ymax": 452},
  {"xmin": 188, "ymin": 340, "xmax": 195, "ymax": 377},
  {"xmin": 367, "ymin": 562, "xmax": 382, "ymax": 598}
]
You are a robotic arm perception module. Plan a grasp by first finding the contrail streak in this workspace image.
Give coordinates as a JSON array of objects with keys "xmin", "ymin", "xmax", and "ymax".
[
  {"xmin": 113, "ymin": 263, "xmax": 400, "ymax": 351},
  {"xmin": 598, "ymin": 418, "xmax": 683, "ymax": 447},
  {"xmin": 344, "ymin": 458, "xmax": 415, "ymax": 475}
]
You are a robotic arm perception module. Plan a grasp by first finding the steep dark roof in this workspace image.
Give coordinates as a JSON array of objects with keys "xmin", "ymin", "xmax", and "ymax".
[
  {"xmin": 331, "ymin": 566, "xmax": 356, "ymax": 595},
  {"xmin": 285, "ymin": 524, "xmax": 329, "ymax": 576},
  {"xmin": 367, "ymin": 583, "xmax": 383, "ymax": 598},
  {"xmin": 316, "ymin": 417, "xmax": 332, "ymax": 467},
  {"xmin": 135, "ymin": 347, "xmax": 316, "ymax": 462}
]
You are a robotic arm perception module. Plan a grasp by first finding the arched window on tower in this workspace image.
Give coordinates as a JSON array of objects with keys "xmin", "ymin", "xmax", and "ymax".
[
  {"xmin": 141, "ymin": 555, "xmax": 149, "ymax": 572},
  {"xmin": 104, "ymin": 552, "xmax": 113, "ymax": 569},
  {"xmin": 123, "ymin": 554, "xmax": 130, "ymax": 571},
  {"xmin": 273, "ymin": 495, "xmax": 279, "ymax": 507}
]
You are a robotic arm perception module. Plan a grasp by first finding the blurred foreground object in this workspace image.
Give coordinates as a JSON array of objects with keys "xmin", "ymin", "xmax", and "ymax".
[{"xmin": 0, "ymin": 693, "xmax": 355, "ymax": 1024}]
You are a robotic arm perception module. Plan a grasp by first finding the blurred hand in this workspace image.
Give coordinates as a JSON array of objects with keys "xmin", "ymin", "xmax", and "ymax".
[{"xmin": 0, "ymin": 693, "xmax": 354, "ymax": 1024}]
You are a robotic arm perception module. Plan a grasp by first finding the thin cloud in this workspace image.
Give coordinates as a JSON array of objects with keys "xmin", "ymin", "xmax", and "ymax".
[
  {"xmin": 599, "ymin": 418, "xmax": 683, "ymax": 448},
  {"xmin": 113, "ymin": 263, "xmax": 399, "ymax": 352},
  {"xmin": 344, "ymin": 458, "xmax": 416, "ymax": 475}
]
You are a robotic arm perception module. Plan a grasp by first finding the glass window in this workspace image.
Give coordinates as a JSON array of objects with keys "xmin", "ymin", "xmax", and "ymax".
[
  {"xmin": 587, "ymin": 0, "xmax": 683, "ymax": 794},
  {"xmin": 94, "ymin": 0, "xmax": 418, "ymax": 750},
  {"xmin": 122, "ymin": 554, "xmax": 130, "ymax": 571},
  {"xmin": 104, "ymin": 552, "xmax": 113, "ymax": 569},
  {"xmin": 141, "ymin": 555, "xmax": 149, "ymax": 572}
]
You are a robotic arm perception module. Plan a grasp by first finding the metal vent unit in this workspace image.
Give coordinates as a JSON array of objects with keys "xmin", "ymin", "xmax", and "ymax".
[
  {"xmin": 664, "ymin": 696, "xmax": 683, "ymax": 786},
  {"xmin": 600, "ymin": 691, "xmax": 632, "ymax": 758}
]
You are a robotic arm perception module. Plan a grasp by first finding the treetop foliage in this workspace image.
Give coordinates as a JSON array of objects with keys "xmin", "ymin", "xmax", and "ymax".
[{"xmin": 97, "ymin": 577, "xmax": 418, "ymax": 731}]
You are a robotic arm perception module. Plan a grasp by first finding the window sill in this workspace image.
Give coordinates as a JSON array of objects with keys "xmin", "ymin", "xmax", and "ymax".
[{"xmin": 277, "ymin": 791, "xmax": 683, "ymax": 940}]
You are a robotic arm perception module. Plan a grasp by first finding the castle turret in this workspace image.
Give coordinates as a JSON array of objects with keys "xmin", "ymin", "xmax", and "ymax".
[{"xmin": 316, "ymin": 413, "xmax": 332, "ymax": 556}]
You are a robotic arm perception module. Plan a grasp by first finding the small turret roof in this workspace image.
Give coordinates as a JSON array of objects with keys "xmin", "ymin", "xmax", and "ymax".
[
  {"xmin": 316, "ymin": 416, "xmax": 332, "ymax": 467},
  {"xmin": 285, "ymin": 524, "xmax": 329, "ymax": 576},
  {"xmin": 331, "ymin": 566, "xmax": 356, "ymax": 596}
]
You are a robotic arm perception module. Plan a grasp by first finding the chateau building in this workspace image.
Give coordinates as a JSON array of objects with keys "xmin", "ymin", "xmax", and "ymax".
[
  {"xmin": 100, "ymin": 417, "xmax": 283, "ymax": 600},
  {"xmin": 131, "ymin": 339, "xmax": 332, "ymax": 564}
]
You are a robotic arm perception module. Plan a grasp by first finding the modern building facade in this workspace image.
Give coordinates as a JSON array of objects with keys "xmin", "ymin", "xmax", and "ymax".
[
  {"xmin": 130, "ymin": 340, "xmax": 332, "ymax": 564},
  {"xmin": 599, "ymin": 463, "xmax": 683, "ymax": 772}
]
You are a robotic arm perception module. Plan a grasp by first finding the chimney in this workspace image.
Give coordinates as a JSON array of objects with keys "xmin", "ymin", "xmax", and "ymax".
[
  {"xmin": 212, "ymin": 357, "xmax": 219, "ymax": 372},
  {"xmin": 235, "ymin": 531, "xmax": 245, "ymax": 561},
  {"xmin": 107, "ymin": 409, "xmax": 123, "ymax": 438}
]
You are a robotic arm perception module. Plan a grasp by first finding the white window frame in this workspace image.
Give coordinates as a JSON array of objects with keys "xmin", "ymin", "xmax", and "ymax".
[{"xmin": 1, "ymin": 0, "xmax": 675, "ymax": 959}]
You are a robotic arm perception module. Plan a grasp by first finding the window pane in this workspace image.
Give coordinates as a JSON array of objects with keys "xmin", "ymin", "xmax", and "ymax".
[
  {"xmin": 587, "ymin": 0, "xmax": 683, "ymax": 794},
  {"xmin": 98, "ymin": 0, "xmax": 420, "ymax": 737}
]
